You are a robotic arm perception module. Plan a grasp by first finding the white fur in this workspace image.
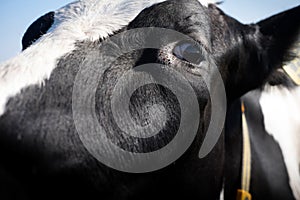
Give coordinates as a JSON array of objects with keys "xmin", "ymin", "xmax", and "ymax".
[
  {"xmin": 219, "ymin": 184, "xmax": 224, "ymax": 200},
  {"xmin": 260, "ymin": 85, "xmax": 300, "ymax": 200},
  {"xmin": 197, "ymin": 0, "xmax": 218, "ymax": 6},
  {"xmin": 0, "ymin": 0, "xmax": 216, "ymax": 116}
]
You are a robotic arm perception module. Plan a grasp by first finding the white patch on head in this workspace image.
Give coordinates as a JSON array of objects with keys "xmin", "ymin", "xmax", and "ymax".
[
  {"xmin": 199, "ymin": 0, "xmax": 219, "ymax": 6},
  {"xmin": 0, "ymin": 0, "xmax": 216, "ymax": 116},
  {"xmin": 260, "ymin": 85, "xmax": 300, "ymax": 199}
]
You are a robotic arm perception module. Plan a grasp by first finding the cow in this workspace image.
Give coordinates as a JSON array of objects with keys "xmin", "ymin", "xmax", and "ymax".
[
  {"xmin": 0, "ymin": 0, "xmax": 299, "ymax": 199},
  {"xmin": 224, "ymin": 58, "xmax": 300, "ymax": 199}
]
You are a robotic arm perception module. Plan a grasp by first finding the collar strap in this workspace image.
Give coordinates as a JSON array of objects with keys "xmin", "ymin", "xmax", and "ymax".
[
  {"xmin": 283, "ymin": 41, "xmax": 300, "ymax": 86},
  {"xmin": 237, "ymin": 101, "xmax": 252, "ymax": 200},
  {"xmin": 283, "ymin": 63, "xmax": 300, "ymax": 86}
]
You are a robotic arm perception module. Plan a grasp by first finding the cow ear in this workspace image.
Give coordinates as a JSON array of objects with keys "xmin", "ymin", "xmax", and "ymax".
[
  {"xmin": 257, "ymin": 5, "xmax": 300, "ymax": 70},
  {"xmin": 22, "ymin": 11, "xmax": 55, "ymax": 50},
  {"xmin": 223, "ymin": 5, "xmax": 300, "ymax": 101}
]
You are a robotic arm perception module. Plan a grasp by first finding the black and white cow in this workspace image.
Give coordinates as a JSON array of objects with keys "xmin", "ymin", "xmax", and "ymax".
[
  {"xmin": 224, "ymin": 72, "xmax": 300, "ymax": 199},
  {"xmin": 0, "ymin": 0, "xmax": 299, "ymax": 199},
  {"xmin": 224, "ymin": 12, "xmax": 300, "ymax": 199},
  {"xmin": 225, "ymin": 64, "xmax": 300, "ymax": 199}
]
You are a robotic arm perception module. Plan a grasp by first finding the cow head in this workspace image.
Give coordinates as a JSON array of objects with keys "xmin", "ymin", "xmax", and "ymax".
[{"xmin": 0, "ymin": 0, "xmax": 299, "ymax": 199}]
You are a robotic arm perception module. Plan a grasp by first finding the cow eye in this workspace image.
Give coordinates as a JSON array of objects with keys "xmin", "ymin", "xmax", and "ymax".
[{"xmin": 173, "ymin": 41, "xmax": 204, "ymax": 65}]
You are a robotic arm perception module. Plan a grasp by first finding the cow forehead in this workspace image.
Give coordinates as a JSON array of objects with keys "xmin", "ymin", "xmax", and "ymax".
[
  {"xmin": 0, "ymin": 0, "xmax": 216, "ymax": 116},
  {"xmin": 128, "ymin": 0, "xmax": 211, "ymax": 48},
  {"xmin": 54, "ymin": 0, "xmax": 212, "ymax": 41}
]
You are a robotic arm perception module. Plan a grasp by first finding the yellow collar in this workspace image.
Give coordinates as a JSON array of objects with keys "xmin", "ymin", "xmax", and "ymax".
[
  {"xmin": 237, "ymin": 101, "xmax": 252, "ymax": 200},
  {"xmin": 283, "ymin": 41, "xmax": 300, "ymax": 86},
  {"xmin": 283, "ymin": 63, "xmax": 300, "ymax": 86}
]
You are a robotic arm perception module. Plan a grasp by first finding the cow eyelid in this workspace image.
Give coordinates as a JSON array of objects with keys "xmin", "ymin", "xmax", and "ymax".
[{"xmin": 172, "ymin": 40, "xmax": 206, "ymax": 65}]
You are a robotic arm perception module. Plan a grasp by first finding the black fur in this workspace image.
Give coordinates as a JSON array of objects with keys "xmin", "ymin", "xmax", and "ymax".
[{"xmin": 266, "ymin": 69, "xmax": 297, "ymax": 88}]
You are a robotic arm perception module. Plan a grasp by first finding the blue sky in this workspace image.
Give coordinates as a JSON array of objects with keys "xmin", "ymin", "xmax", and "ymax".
[{"xmin": 0, "ymin": 0, "xmax": 299, "ymax": 62}]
